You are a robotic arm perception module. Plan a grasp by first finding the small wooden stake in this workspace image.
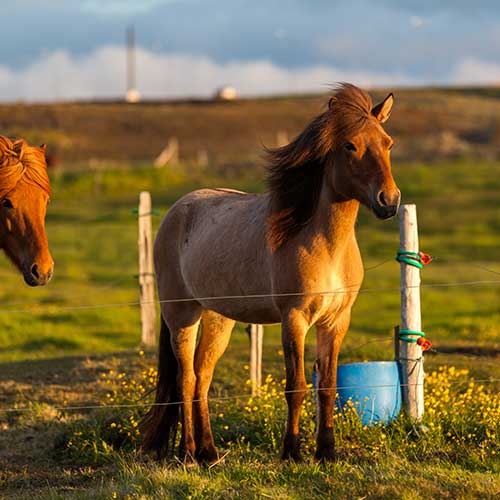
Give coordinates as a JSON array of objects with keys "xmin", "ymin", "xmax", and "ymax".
[
  {"xmin": 154, "ymin": 137, "xmax": 179, "ymax": 168},
  {"xmin": 398, "ymin": 204, "xmax": 424, "ymax": 421},
  {"xmin": 138, "ymin": 191, "xmax": 156, "ymax": 347},
  {"xmin": 249, "ymin": 324, "xmax": 264, "ymax": 396}
]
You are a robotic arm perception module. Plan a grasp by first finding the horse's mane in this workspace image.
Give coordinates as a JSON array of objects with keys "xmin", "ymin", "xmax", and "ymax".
[
  {"xmin": 266, "ymin": 83, "xmax": 373, "ymax": 251},
  {"xmin": 0, "ymin": 135, "xmax": 51, "ymax": 198}
]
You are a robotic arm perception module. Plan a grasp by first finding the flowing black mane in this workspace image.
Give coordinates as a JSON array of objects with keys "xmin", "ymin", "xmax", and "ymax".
[{"xmin": 266, "ymin": 83, "xmax": 373, "ymax": 251}]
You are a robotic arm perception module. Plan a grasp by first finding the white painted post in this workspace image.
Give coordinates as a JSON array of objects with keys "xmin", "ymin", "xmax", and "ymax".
[
  {"xmin": 138, "ymin": 191, "xmax": 156, "ymax": 347},
  {"xmin": 249, "ymin": 324, "xmax": 264, "ymax": 396},
  {"xmin": 398, "ymin": 204, "xmax": 425, "ymax": 421}
]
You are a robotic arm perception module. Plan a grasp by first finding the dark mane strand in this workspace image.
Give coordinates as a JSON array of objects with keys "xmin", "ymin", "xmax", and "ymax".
[{"xmin": 266, "ymin": 83, "xmax": 373, "ymax": 250}]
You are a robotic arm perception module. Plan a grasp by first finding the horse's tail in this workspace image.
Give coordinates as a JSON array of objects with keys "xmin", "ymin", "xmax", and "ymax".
[{"xmin": 141, "ymin": 315, "xmax": 179, "ymax": 459}]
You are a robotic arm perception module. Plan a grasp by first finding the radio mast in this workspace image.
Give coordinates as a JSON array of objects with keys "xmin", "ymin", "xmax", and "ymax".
[{"xmin": 126, "ymin": 25, "xmax": 141, "ymax": 103}]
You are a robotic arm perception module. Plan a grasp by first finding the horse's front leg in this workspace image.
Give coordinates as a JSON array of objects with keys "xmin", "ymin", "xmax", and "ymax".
[
  {"xmin": 193, "ymin": 311, "xmax": 235, "ymax": 464},
  {"xmin": 281, "ymin": 311, "xmax": 308, "ymax": 461},
  {"xmin": 314, "ymin": 312, "xmax": 350, "ymax": 461}
]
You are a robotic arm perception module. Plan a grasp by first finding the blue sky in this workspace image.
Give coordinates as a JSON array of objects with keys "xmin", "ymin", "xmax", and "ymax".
[{"xmin": 1, "ymin": 0, "xmax": 499, "ymax": 101}]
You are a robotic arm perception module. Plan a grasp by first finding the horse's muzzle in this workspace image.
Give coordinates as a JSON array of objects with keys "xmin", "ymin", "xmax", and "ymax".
[
  {"xmin": 23, "ymin": 263, "xmax": 54, "ymax": 286},
  {"xmin": 372, "ymin": 189, "xmax": 400, "ymax": 220},
  {"xmin": 373, "ymin": 204, "xmax": 399, "ymax": 220}
]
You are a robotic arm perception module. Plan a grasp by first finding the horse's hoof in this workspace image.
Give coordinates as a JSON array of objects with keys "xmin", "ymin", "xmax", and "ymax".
[
  {"xmin": 196, "ymin": 445, "xmax": 219, "ymax": 465},
  {"xmin": 314, "ymin": 447, "xmax": 336, "ymax": 463},
  {"xmin": 281, "ymin": 450, "xmax": 304, "ymax": 462},
  {"xmin": 282, "ymin": 433, "xmax": 303, "ymax": 462}
]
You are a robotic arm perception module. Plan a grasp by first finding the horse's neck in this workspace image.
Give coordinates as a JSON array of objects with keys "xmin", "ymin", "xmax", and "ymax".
[{"xmin": 309, "ymin": 189, "xmax": 360, "ymax": 253}]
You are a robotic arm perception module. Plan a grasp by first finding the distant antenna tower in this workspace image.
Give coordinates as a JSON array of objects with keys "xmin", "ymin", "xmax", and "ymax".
[{"xmin": 126, "ymin": 25, "xmax": 141, "ymax": 103}]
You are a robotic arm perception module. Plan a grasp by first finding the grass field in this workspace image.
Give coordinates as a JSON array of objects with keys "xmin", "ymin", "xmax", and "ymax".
[{"xmin": 0, "ymin": 155, "xmax": 499, "ymax": 498}]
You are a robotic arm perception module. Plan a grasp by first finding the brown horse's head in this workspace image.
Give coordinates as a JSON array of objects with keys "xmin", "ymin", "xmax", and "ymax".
[
  {"xmin": 266, "ymin": 83, "xmax": 401, "ymax": 250},
  {"xmin": 0, "ymin": 136, "xmax": 53, "ymax": 286},
  {"xmin": 327, "ymin": 84, "xmax": 400, "ymax": 219}
]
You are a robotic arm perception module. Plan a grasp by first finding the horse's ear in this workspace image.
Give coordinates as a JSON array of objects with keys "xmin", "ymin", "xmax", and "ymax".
[
  {"xmin": 328, "ymin": 96, "xmax": 337, "ymax": 109},
  {"xmin": 372, "ymin": 93, "xmax": 394, "ymax": 123}
]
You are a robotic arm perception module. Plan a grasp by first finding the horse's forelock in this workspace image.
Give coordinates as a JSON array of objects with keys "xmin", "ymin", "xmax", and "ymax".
[{"xmin": 0, "ymin": 135, "xmax": 51, "ymax": 198}]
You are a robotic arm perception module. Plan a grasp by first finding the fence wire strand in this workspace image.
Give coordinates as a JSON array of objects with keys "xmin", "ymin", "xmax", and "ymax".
[
  {"xmin": 0, "ymin": 254, "xmax": 498, "ymax": 315},
  {"xmin": 2, "ymin": 377, "xmax": 499, "ymax": 415},
  {"xmin": 0, "ymin": 278, "xmax": 499, "ymax": 315}
]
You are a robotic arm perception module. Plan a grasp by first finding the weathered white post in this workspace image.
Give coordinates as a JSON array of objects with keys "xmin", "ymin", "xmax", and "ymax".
[
  {"xmin": 249, "ymin": 324, "xmax": 264, "ymax": 396},
  {"xmin": 398, "ymin": 204, "xmax": 425, "ymax": 421},
  {"xmin": 138, "ymin": 191, "xmax": 156, "ymax": 347}
]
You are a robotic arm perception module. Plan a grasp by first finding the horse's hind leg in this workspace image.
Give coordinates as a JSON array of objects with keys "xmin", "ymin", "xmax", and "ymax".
[
  {"xmin": 193, "ymin": 310, "xmax": 235, "ymax": 463},
  {"xmin": 166, "ymin": 304, "xmax": 202, "ymax": 464}
]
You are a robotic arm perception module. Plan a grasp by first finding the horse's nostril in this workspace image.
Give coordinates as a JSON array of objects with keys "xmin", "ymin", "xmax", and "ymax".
[
  {"xmin": 31, "ymin": 264, "xmax": 40, "ymax": 280},
  {"xmin": 377, "ymin": 191, "xmax": 388, "ymax": 207}
]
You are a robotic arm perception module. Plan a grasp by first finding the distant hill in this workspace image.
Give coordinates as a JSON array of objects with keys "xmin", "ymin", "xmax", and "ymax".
[{"xmin": 1, "ymin": 87, "xmax": 500, "ymax": 169}]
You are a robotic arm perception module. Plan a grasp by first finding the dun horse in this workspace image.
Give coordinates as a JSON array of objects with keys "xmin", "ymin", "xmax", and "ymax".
[
  {"xmin": 0, "ymin": 136, "xmax": 53, "ymax": 286},
  {"xmin": 143, "ymin": 84, "xmax": 400, "ymax": 463}
]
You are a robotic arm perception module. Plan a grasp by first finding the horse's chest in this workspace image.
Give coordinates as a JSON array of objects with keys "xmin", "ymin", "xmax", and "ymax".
[
  {"xmin": 310, "ymin": 271, "xmax": 356, "ymax": 311},
  {"xmin": 300, "ymin": 252, "xmax": 363, "ymax": 324}
]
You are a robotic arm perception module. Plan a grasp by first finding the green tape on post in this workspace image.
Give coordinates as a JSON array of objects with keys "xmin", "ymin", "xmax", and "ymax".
[
  {"xmin": 396, "ymin": 250, "xmax": 424, "ymax": 269},
  {"xmin": 398, "ymin": 329, "xmax": 425, "ymax": 344}
]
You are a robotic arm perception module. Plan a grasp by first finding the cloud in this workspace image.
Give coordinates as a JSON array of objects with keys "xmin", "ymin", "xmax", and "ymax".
[
  {"xmin": 0, "ymin": 46, "xmax": 421, "ymax": 103},
  {"xmin": 2, "ymin": 0, "xmax": 500, "ymax": 88},
  {"xmin": 451, "ymin": 58, "xmax": 500, "ymax": 85},
  {"xmin": 80, "ymin": 0, "xmax": 179, "ymax": 16},
  {"xmin": 1, "ymin": 46, "xmax": 496, "ymax": 103}
]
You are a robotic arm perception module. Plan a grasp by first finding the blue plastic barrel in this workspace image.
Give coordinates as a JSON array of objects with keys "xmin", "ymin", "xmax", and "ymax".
[{"xmin": 312, "ymin": 361, "xmax": 402, "ymax": 426}]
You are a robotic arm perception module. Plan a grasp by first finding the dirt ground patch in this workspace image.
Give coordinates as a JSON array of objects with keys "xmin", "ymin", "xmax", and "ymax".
[{"xmin": 0, "ymin": 352, "xmax": 152, "ymax": 498}]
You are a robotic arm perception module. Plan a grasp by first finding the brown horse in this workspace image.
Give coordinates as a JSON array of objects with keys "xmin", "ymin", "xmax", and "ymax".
[
  {"xmin": 0, "ymin": 136, "xmax": 53, "ymax": 286},
  {"xmin": 143, "ymin": 84, "xmax": 400, "ymax": 463}
]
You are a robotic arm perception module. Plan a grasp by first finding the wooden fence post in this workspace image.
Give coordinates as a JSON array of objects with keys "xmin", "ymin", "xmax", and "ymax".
[
  {"xmin": 249, "ymin": 324, "xmax": 264, "ymax": 396},
  {"xmin": 154, "ymin": 138, "xmax": 179, "ymax": 168},
  {"xmin": 138, "ymin": 191, "xmax": 157, "ymax": 347},
  {"xmin": 398, "ymin": 204, "xmax": 425, "ymax": 421},
  {"xmin": 196, "ymin": 149, "xmax": 209, "ymax": 168}
]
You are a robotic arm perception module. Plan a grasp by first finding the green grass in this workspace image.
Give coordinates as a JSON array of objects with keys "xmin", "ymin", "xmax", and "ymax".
[{"xmin": 0, "ymin": 159, "xmax": 499, "ymax": 498}]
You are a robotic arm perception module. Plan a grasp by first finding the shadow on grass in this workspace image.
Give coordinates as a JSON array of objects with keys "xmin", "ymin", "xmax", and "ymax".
[
  {"xmin": 0, "ymin": 350, "xmax": 148, "ymax": 384},
  {"xmin": 19, "ymin": 337, "xmax": 81, "ymax": 352}
]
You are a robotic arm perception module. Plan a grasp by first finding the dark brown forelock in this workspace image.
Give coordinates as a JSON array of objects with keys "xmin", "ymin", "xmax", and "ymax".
[{"xmin": 266, "ymin": 83, "xmax": 372, "ymax": 251}]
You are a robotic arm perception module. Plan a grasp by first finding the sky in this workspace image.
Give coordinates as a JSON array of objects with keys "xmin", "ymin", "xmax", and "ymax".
[{"xmin": 0, "ymin": 0, "xmax": 499, "ymax": 101}]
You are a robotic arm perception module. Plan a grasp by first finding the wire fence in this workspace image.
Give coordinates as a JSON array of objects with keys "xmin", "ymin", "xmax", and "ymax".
[
  {"xmin": 0, "ymin": 254, "xmax": 498, "ymax": 314},
  {"xmin": 0, "ymin": 255, "xmax": 499, "ymax": 415},
  {"xmin": 0, "ymin": 277, "xmax": 499, "ymax": 315},
  {"xmin": 2, "ymin": 377, "xmax": 500, "ymax": 415}
]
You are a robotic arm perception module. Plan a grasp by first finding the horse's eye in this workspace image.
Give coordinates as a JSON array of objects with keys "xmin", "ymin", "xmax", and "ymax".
[
  {"xmin": 345, "ymin": 142, "xmax": 357, "ymax": 152},
  {"xmin": 1, "ymin": 199, "xmax": 13, "ymax": 209}
]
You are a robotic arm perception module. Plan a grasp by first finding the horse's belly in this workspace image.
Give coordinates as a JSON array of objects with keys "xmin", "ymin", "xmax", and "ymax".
[{"xmin": 198, "ymin": 298, "xmax": 281, "ymax": 325}]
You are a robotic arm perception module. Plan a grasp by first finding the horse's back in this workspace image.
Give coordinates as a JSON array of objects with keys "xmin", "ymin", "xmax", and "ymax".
[
  {"xmin": 154, "ymin": 188, "xmax": 278, "ymax": 322},
  {"xmin": 157, "ymin": 187, "xmax": 265, "ymax": 246}
]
